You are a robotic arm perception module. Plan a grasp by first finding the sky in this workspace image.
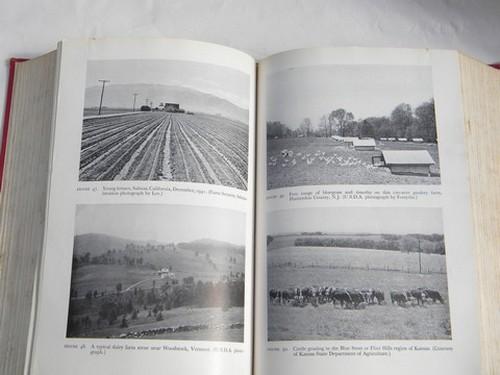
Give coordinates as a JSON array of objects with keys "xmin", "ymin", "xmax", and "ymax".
[
  {"xmin": 75, "ymin": 204, "xmax": 246, "ymax": 246},
  {"xmin": 268, "ymin": 207, "xmax": 443, "ymax": 236},
  {"xmin": 86, "ymin": 59, "xmax": 249, "ymax": 109},
  {"xmin": 265, "ymin": 64, "xmax": 433, "ymax": 129}
]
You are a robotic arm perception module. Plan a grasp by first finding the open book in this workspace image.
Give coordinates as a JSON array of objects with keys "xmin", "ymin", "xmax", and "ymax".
[{"xmin": 0, "ymin": 39, "xmax": 498, "ymax": 375}]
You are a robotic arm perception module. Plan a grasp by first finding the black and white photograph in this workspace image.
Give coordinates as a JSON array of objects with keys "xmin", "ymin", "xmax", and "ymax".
[
  {"xmin": 266, "ymin": 65, "xmax": 440, "ymax": 189},
  {"xmin": 267, "ymin": 207, "xmax": 451, "ymax": 341},
  {"xmin": 66, "ymin": 204, "xmax": 246, "ymax": 342},
  {"xmin": 79, "ymin": 59, "xmax": 250, "ymax": 190}
]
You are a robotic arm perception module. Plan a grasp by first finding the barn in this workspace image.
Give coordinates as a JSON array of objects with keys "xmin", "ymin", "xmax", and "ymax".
[
  {"xmin": 353, "ymin": 138, "xmax": 376, "ymax": 151},
  {"xmin": 374, "ymin": 150, "xmax": 435, "ymax": 175},
  {"xmin": 164, "ymin": 103, "xmax": 180, "ymax": 112}
]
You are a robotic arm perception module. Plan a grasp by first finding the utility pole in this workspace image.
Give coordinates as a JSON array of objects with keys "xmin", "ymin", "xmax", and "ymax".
[
  {"xmin": 97, "ymin": 79, "xmax": 110, "ymax": 115},
  {"xmin": 132, "ymin": 93, "xmax": 139, "ymax": 112},
  {"xmin": 418, "ymin": 238, "xmax": 422, "ymax": 274}
]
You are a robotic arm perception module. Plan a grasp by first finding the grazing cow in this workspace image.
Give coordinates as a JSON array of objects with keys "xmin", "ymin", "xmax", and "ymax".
[
  {"xmin": 332, "ymin": 289, "xmax": 364, "ymax": 309},
  {"xmin": 269, "ymin": 289, "xmax": 277, "ymax": 304},
  {"xmin": 407, "ymin": 289, "xmax": 426, "ymax": 305},
  {"xmin": 421, "ymin": 289, "xmax": 444, "ymax": 303},
  {"xmin": 320, "ymin": 286, "xmax": 331, "ymax": 304},
  {"xmin": 332, "ymin": 288, "xmax": 351, "ymax": 308},
  {"xmin": 301, "ymin": 287, "xmax": 314, "ymax": 303},
  {"xmin": 360, "ymin": 289, "xmax": 374, "ymax": 304},
  {"xmin": 281, "ymin": 289, "xmax": 295, "ymax": 304},
  {"xmin": 349, "ymin": 290, "xmax": 365, "ymax": 308},
  {"xmin": 390, "ymin": 291, "xmax": 408, "ymax": 306},
  {"xmin": 372, "ymin": 290, "xmax": 385, "ymax": 304}
]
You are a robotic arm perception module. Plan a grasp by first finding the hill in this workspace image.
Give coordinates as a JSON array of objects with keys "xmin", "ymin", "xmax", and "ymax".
[
  {"xmin": 84, "ymin": 83, "xmax": 248, "ymax": 123},
  {"xmin": 178, "ymin": 238, "xmax": 245, "ymax": 256},
  {"xmin": 72, "ymin": 234, "xmax": 245, "ymax": 286},
  {"xmin": 73, "ymin": 233, "xmax": 134, "ymax": 256}
]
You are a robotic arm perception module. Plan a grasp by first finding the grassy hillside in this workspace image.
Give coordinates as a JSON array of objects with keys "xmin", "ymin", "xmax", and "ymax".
[{"xmin": 71, "ymin": 234, "xmax": 245, "ymax": 295}]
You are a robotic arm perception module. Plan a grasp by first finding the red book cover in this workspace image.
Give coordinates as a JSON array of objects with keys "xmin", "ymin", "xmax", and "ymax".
[{"xmin": 0, "ymin": 58, "xmax": 28, "ymax": 190}]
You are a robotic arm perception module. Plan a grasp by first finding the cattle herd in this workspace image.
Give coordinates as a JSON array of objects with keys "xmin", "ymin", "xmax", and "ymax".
[{"xmin": 269, "ymin": 286, "xmax": 444, "ymax": 309}]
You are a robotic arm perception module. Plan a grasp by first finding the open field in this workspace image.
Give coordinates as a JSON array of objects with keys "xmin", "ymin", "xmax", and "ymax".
[
  {"xmin": 83, "ymin": 107, "xmax": 132, "ymax": 117},
  {"xmin": 267, "ymin": 137, "xmax": 440, "ymax": 188},
  {"xmin": 79, "ymin": 112, "xmax": 248, "ymax": 189},
  {"xmin": 268, "ymin": 303, "xmax": 450, "ymax": 341},
  {"xmin": 268, "ymin": 246, "xmax": 447, "ymax": 276},
  {"xmin": 267, "ymin": 242, "xmax": 450, "ymax": 341}
]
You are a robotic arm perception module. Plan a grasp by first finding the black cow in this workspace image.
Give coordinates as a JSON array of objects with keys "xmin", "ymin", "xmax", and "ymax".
[
  {"xmin": 281, "ymin": 289, "xmax": 295, "ymax": 304},
  {"xmin": 390, "ymin": 291, "xmax": 408, "ymax": 306},
  {"xmin": 332, "ymin": 288, "xmax": 350, "ymax": 308},
  {"xmin": 301, "ymin": 287, "xmax": 317, "ymax": 304},
  {"xmin": 421, "ymin": 289, "xmax": 444, "ymax": 303},
  {"xmin": 332, "ymin": 289, "xmax": 364, "ymax": 309},
  {"xmin": 269, "ymin": 289, "xmax": 278, "ymax": 304},
  {"xmin": 372, "ymin": 290, "xmax": 385, "ymax": 304}
]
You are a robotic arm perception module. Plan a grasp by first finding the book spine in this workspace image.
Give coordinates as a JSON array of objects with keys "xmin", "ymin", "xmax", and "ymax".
[{"xmin": 0, "ymin": 58, "xmax": 29, "ymax": 191}]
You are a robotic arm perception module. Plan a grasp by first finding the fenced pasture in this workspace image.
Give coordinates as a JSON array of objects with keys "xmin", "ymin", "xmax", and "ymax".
[
  {"xmin": 267, "ymin": 137, "xmax": 440, "ymax": 189},
  {"xmin": 267, "ymin": 244, "xmax": 451, "ymax": 340},
  {"xmin": 268, "ymin": 246, "xmax": 447, "ymax": 276},
  {"xmin": 79, "ymin": 112, "xmax": 248, "ymax": 189}
]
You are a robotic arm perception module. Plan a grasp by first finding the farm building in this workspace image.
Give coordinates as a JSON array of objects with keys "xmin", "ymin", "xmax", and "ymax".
[
  {"xmin": 342, "ymin": 137, "xmax": 359, "ymax": 146},
  {"xmin": 158, "ymin": 267, "xmax": 175, "ymax": 279},
  {"xmin": 353, "ymin": 138, "xmax": 376, "ymax": 151},
  {"xmin": 373, "ymin": 150, "xmax": 435, "ymax": 175},
  {"xmin": 164, "ymin": 103, "xmax": 180, "ymax": 112}
]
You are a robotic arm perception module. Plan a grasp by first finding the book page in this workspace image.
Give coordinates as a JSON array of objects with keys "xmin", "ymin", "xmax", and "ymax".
[
  {"xmin": 254, "ymin": 47, "xmax": 481, "ymax": 375},
  {"xmin": 28, "ymin": 38, "xmax": 256, "ymax": 375}
]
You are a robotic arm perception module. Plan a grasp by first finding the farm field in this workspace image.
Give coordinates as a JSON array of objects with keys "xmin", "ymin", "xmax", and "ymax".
[
  {"xmin": 71, "ymin": 305, "xmax": 244, "ymax": 342},
  {"xmin": 267, "ymin": 137, "xmax": 440, "ymax": 189},
  {"xmin": 79, "ymin": 112, "xmax": 248, "ymax": 190},
  {"xmin": 267, "ymin": 244, "xmax": 451, "ymax": 340}
]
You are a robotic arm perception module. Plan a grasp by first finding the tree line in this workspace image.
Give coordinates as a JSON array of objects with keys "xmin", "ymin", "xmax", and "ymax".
[
  {"xmin": 267, "ymin": 99, "xmax": 437, "ymax": 142},
  {"xmin": 293, "ymin": 233, "xmax": 445, "ymax": 255}
]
